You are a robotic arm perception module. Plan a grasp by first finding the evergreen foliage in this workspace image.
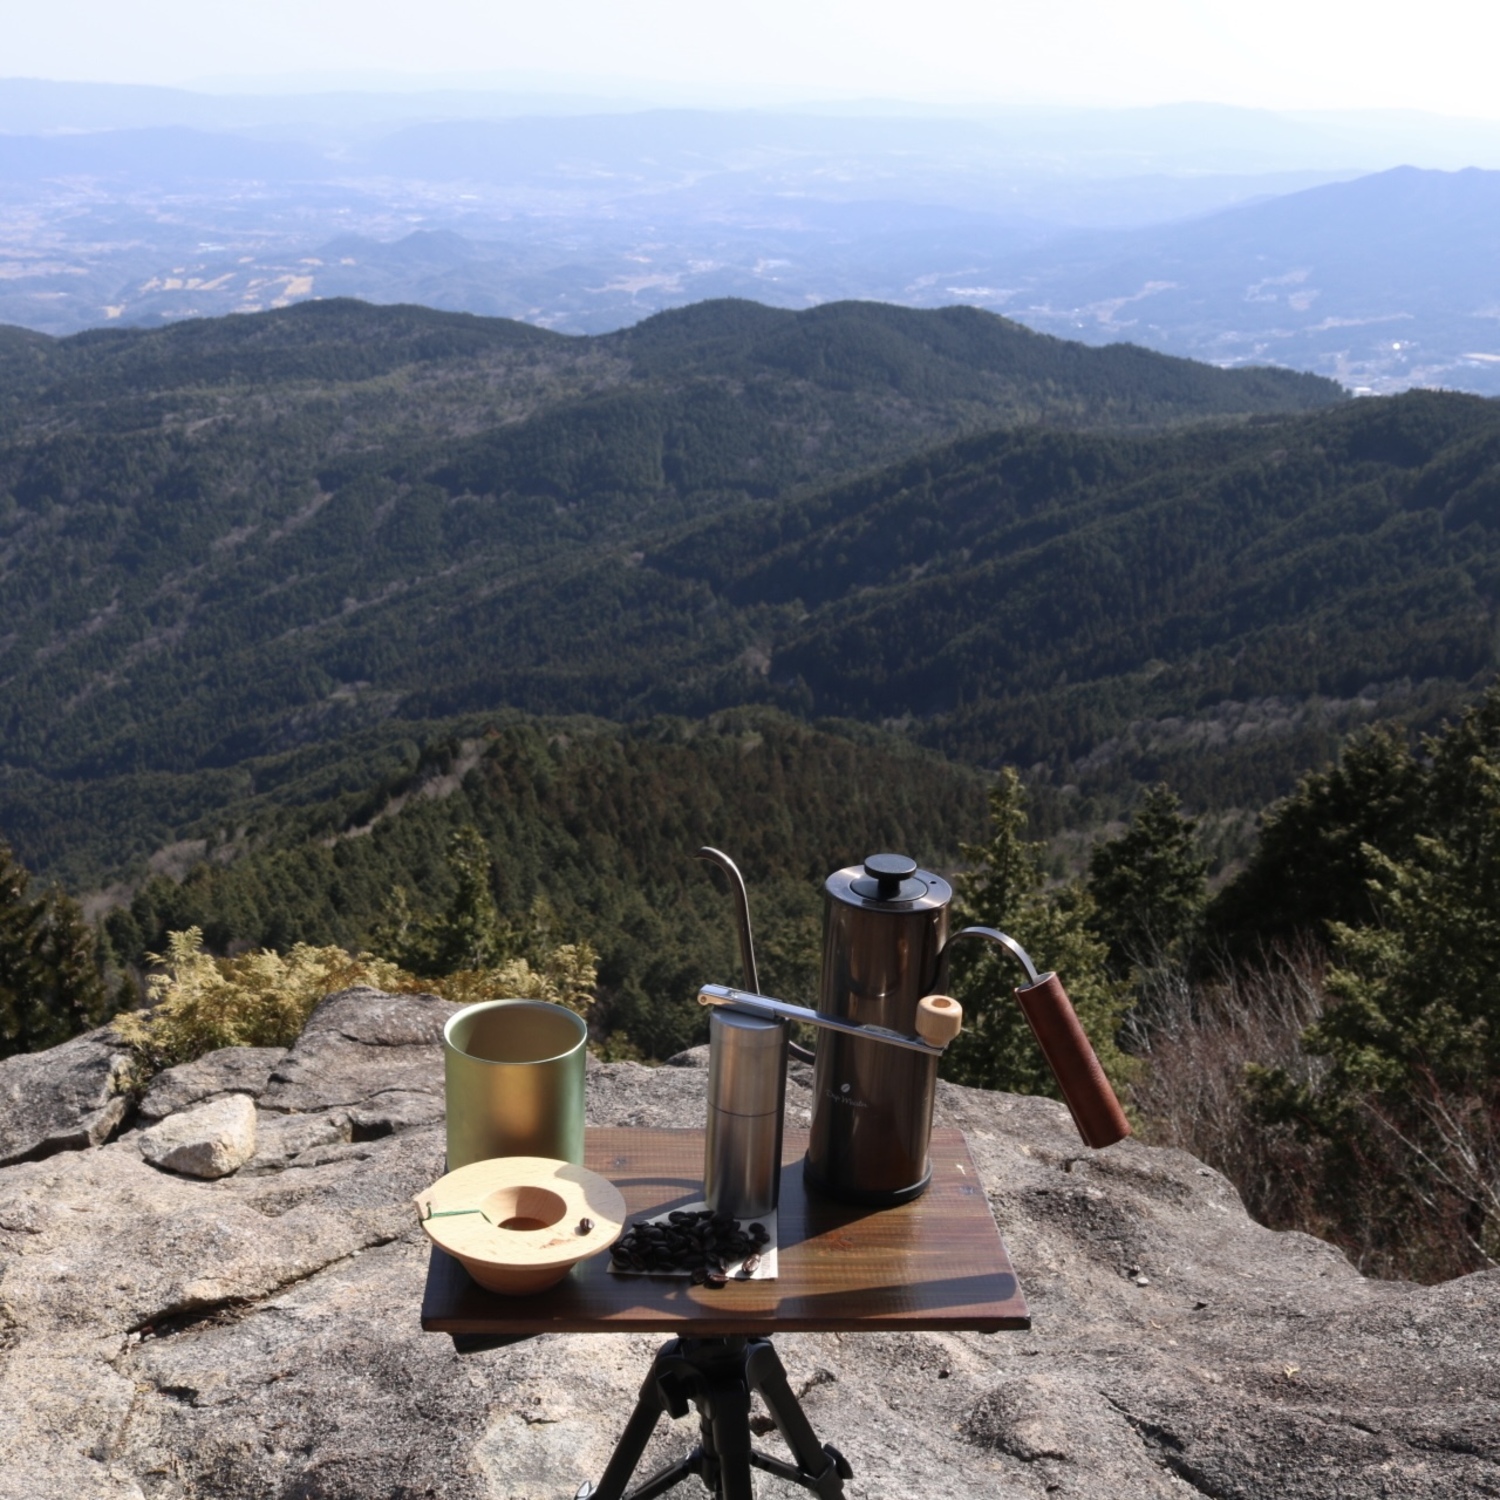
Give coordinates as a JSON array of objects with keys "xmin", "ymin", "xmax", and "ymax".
[
  {"xmin": 374, "ymin": 826, "xmax": 517, "ymax": 975},
  {"xmin": 1087, "ymin": 785, "xmax": 1208, "ymax": 976},
  {"xmin": 942, "ymin": 769, "xmax": 1133, "ymax": 1099},
  {"xmin": 1184, "ymin": 688, "xmax": 1500, "ymax": 1273},
  {"xmin": 1251, "ymin": 688, "xmax": 1500, "ymax": 1123},
  {"xmin": 0, "ymin": 296, "xmax": 1351, "ymax": 871},
  {"xmin": 1205, "ymin": 726, "xmax": 1425, "ymax": 959},
  {"xmin": 100, "ymin": 711, "xmax": 987, "ymax": 1061},
  {"xmin": 0, "ymin": 837, "xmax": 109, "ymax": 1058}
]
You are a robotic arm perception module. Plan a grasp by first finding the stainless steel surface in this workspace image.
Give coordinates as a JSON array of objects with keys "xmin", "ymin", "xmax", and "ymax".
[
  {"xmin": 706, "ymin": 1007, "xmax": 791, "ymax": 1114},
  {"xmin": 945, "ymin": 925, "xmax": 1041, "ymax": 984},
  {"xmin": 696, "ymin": 846, "xmax": 761, "ymax": 995},
  {"xmin": 703, "ymin": 1008, "xmax": 786, "ymax": 1218},
  {"xmin": 443, "ymin": 1000, "xmax": 587, "ymax": 1169},
  {"xmin": 807, "ymin": 855, "xmax": 954, "ymax": 1205},
  {"xmin": 698, "ymin": 985, "xmax": 948, "ymax": 1058}
]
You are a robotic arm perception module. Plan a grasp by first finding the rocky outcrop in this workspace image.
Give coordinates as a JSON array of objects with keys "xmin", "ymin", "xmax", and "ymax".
[
  {"xmin": 0, "ymin": 987, "xmax": 1495, "ymax": 1499},
  {"xmin": 0, "ymin": 1025, "xmax": 132, "ymax": 1167},
  {"xmin": 138, "ymin": 1046, "xmax": 286, "ymax": 1123}
]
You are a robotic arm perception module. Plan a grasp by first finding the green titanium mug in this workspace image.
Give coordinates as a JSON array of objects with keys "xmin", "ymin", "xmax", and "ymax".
[{"xmin": 442, "ymin": 1000, "xmax": 587, "ymax": 1169}]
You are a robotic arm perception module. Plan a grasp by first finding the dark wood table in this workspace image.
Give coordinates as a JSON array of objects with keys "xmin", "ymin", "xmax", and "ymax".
[
  {"xmin": 421, "ymin": 1126, "xmax": 1029, "ymax": 1336},
  {"xmin": 420, "ymin": 1127, "xmax": 1029, "ymax": 1499}
]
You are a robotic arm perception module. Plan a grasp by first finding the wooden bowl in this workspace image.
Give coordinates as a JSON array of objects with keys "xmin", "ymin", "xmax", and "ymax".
[{"xmin": 415, "ymin": 1156, "xmax": 627, "ymax": 1295}]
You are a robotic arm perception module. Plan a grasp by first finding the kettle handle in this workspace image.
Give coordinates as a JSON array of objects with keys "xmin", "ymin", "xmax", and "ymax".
[
  {"xmin": 945, "ymin": 926, "xmax": 1131, "ymax": 1150},
  {"xmin": 1014, "ymin": 973, "xmax": 1132, "ymax": 1149}
]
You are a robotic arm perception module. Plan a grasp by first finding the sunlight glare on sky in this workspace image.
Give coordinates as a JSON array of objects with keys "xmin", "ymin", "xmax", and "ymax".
[{"xmin": 5, "ymin": 0, "xmax": 1500, "ymax": 118}]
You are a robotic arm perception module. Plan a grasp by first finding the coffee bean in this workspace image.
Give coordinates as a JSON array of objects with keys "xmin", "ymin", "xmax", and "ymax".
[{"xmin": 613, "ymin": 1210, "xmax": 769, "ymax": 1277}]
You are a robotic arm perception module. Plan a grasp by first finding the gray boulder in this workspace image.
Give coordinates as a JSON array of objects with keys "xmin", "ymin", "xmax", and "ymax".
[
  {"xmin": 0, "ymin": 985, "xmax": 1494, "ymax": 1500},
  {"xmin": 138, "ymin": 1045, "xmax": 286, "ymax": 1123},
  {"xmin": 0, "ymin": 1024, "xmax": 131, "ymax": 1167},
  {"xmin": 138, "ymin": 1093, "xmax": 258, "ymax": 1179},
  {"xmin": 258, "ymin": 984, "xmax": 455, "ymax": 1118}
]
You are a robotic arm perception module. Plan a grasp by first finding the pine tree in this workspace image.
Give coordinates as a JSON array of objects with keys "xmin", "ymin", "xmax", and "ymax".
[
  {"xmin": 1087, "ymin": 784, "xmax": 1208, "ymax": 977},
  {"xmin": 371, "ymin": 825, "xmax": 514, "ymax": 977},
  {"xmin": 943, "ymin": 769, "xmax": 1132, "ymax": 1098},
  {"xmin": 1205, "ymin": 726, "xmax": 1423, "ymax": 958},
  {"xmin": 0, "ymin": 838, "xmax": 110, "ymax": 1059}
]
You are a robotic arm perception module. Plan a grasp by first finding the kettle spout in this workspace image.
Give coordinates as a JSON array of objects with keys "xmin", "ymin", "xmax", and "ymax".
[{"xmin": 696, "ymin": 847, "xmax": 760, "ymax": 995}]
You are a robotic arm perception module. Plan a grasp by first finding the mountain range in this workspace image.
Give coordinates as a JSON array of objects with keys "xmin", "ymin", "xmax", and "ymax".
[
  {"xmin": 0, "ymin": 294, "xmax": 1497, "ymax": 1055},
  {"xmin": 0, "ymin": 296, "xmax": 1348, "ymax": 879},
  {"xmin": 3, "ymin": 82, "xmax": 1500, "ymax": 393},
  {"xmin": 2, "ymin": 294, "xmax": 1496, "ymax": 890}
]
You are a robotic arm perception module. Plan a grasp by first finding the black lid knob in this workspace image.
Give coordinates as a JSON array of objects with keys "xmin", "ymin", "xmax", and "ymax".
[{"xmin": 864, "ymin": 852, "xmax": 918, "ymax": 898}]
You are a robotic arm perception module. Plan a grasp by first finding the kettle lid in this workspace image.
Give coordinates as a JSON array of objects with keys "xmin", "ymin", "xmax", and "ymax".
[{"xmin": 826, "ymin": 852, "xmax": 951, "ymax": 910}]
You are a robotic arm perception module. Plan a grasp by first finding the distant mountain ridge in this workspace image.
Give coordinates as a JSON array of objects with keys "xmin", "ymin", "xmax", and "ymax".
[
  {"xmin": 993, "ymin": 166, "xmax": 1500, "ymax": 394},
  {"xmin": 2, "ymin": 78, "xmax": 1497, "ymax": 398}
]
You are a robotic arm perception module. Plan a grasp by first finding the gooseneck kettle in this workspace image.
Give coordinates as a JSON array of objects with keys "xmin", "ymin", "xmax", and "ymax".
[{"xmin": 698, "ymin": 847, "xmax": 1130, "ymax": 1211}]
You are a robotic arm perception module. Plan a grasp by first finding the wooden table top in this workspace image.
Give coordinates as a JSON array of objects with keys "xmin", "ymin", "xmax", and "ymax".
[{"xmin": 420, "ymin": 1126, "xmax": 1030, "ymax": 1336}]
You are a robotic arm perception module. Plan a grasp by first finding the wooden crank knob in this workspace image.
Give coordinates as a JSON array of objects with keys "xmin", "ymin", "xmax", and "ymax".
[{"xmin": 915, "ymin": 993, "xmax": 963, "ymax": 1046}]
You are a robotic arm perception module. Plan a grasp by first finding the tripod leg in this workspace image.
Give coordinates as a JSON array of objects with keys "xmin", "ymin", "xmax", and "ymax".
[
  {"xmin": 745, "ymin": 1341, "xmax": 851, "ymax": 1498},
  {"xmin": 582, "ymin": 1342, "xmax": 681, "ymax": 1500},
  {"xmin": 698, "ymin": 1356, "xmax": 756, "ymax": 1500}
]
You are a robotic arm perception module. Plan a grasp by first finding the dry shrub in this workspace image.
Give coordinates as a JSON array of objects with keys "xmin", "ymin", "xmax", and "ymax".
[
  {"xmin": 1354, "ymin": 1073, "xmax": 1500, "ymax": 1278},
  {"xmin": 1127, "ymin": 946, "xmax": 1500, "ymax": 1281},
  {"xmin": 1127, "ymin": 947, "xmax": 1330, "ymax": 1239},
  {"xmin": 114, "ymin": 927, "xmax": 597, "ymax": 1085}
]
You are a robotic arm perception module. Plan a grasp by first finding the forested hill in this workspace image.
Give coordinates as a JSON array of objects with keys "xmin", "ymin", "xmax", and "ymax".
[
  {"xmin": 653, "ymin": 389, "xmax": 1500, "ymax": 799},
  {"xmin": 0, "ymin": 296, "xmax": 1341, "ymax": 796},
  {"xmin": 3, "ymin": 298, "xmax": 1497, "ymax": 893},
  {"xmin": 0, "ymin": 296, "xmax": 1339, "ymax": 430}
]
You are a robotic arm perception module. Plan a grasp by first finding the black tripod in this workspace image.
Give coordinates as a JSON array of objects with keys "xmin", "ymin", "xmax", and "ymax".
[{"xmin": 575, "ymin": 1336, "xmax": 853, "ymax": 1500}]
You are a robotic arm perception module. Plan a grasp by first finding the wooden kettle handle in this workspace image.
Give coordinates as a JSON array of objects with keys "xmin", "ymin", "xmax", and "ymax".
[{"xmin": 1014, "ymin": 973, "xmax": 1131, "ymax": 1149}]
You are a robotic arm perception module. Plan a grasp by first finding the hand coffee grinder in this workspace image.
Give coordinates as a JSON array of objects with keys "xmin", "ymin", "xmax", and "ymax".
[{"xmin": 697, "ymin": 847, "xmax": 1130, "ymax": 1213}]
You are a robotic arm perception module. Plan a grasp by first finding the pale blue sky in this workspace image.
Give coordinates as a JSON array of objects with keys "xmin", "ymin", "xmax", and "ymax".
[{"xmin": 4, "ymin": 0, "xmax": 1497, "ymax": 118}]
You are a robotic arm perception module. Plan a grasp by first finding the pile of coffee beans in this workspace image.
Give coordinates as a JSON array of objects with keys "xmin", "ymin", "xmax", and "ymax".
[{"xmin": 610, "ymin": 1208, "xmax": 770, "ymax": 1286}]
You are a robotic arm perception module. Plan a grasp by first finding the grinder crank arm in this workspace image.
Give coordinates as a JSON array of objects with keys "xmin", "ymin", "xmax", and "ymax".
[{"xmin": 697, "ymin": 983, "xmax": 963, "ymax": 1055}]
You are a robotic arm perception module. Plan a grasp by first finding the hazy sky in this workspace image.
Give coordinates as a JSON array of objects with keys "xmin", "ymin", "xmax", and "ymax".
[{"xmin": 6, "ymin": 0, "xmax": 1499, "ymax": 118}]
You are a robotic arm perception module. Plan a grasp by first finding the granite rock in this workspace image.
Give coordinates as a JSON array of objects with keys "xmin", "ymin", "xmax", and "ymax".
[
  {"xmin": 258, "ymin": 984, "xmax": 456, "ymax": 1116},
  {"xmin": 138, "ymin": 1093, "xmax": 258, "ymax": 1179},
  {"xmin": 138, "ymin": 1046, "xmax": 286, "ymax": 1123},
  {"xmin": 0, "ymin": 1024, "xmax": 131, "ymax": 1167},
  {"xmin": 0, "ymin": 986, "xmax": 1495, "ymax": 1500}
]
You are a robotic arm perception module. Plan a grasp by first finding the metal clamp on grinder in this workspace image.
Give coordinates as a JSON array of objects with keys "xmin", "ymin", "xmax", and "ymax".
[{"xmin": 697, "ymin": 847, "xmax": 1131, "ymax": 1215}]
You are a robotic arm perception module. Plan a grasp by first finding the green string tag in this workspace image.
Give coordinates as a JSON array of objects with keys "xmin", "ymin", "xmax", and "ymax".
[{"xmin": 422, "ymin": 1204, "xmax": 492, "ymax": 1224}]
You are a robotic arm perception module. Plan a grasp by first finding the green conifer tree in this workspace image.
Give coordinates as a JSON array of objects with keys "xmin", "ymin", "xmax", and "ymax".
[
  {"xmin": 1205, "ymin": 726, "xmax": 1423, "ymax": 959},
  {"xmin": 1087, "ymin": 784, "xmax": 1208, "ymax": 977},
  {"xmin": 943, "ymin": 769, "xmax": 1132, "ymax": 1098},
  {"xmin": 372, "ymin": 825, "xmax": 513, "ymax": 977},
  {"xmin": 0, "ymin": 838, "xmax": 110, "ymax": 1058}
]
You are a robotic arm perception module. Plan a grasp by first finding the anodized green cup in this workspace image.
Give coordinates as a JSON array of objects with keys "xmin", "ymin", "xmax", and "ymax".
[{"xmin": 442, "ymin": 999, "xmax": 587, "ymax": 1169}]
